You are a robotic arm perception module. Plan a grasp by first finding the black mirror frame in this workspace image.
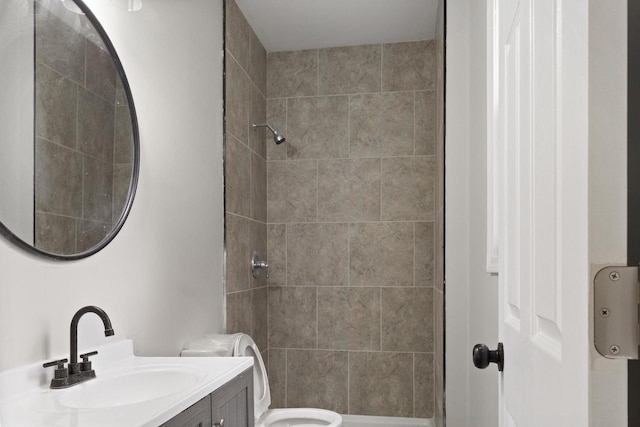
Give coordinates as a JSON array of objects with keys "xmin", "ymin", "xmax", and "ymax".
[{"xmin": 0, "ymin": 0, "xmax": 140, "ymax": 260}]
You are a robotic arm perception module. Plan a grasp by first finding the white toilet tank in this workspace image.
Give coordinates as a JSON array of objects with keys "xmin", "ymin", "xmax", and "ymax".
[{"xmin": 182, "ymin": 333, "xmax": 271, "ymax": 421}]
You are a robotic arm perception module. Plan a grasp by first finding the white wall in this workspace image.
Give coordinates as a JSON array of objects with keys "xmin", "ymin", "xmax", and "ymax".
[
  {"xmin": 0, "ymin": 0, "xmax": 34, "ymax": 241},
  {"xmin": 0, "ymin": 0, "xmax": 225, "ymax": 370},
  {"xmin": 588, "ymin": 0, "xmax": 628, "ymax": 425},
  {"xmin": 445, "ymin": 0, "xmax": 499, "ymax": 426}
]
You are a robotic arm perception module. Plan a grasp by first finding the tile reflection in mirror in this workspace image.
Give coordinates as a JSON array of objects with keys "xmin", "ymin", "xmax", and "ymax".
[{"xmin": 30, "ymin": 0, "xmax": 136, "ymax": 256}]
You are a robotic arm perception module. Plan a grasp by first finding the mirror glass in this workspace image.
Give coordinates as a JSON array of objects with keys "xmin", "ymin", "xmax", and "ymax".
[{"xmin": 0, "ymin": 0, "xmax": 139, "ymax": 259}]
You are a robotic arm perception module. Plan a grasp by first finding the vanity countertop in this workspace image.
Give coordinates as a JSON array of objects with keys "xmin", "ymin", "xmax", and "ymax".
[{"xmin": 0, "ymin": 340, "xmax": 252, "ymax": 427}]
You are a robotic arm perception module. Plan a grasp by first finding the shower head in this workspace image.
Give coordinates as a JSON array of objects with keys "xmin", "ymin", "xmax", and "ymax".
[
  {"xmin": 252, "ymin": 123, "xmax": 286, "ymax": 145},
  {"xmin": 273, "ymin": 132, "xmax": 286, "ymax": 144}
]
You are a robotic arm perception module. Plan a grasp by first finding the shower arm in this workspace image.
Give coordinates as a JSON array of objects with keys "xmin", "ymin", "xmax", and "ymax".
[{"xmin": 252, "ymin": 123, "xmax": 276, "ymax": 134}]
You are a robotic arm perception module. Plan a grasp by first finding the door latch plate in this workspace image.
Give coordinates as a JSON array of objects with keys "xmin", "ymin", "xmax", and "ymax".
[{"xmin": 594, "ymin": 266, "xmax": 639, "ymax": 359}]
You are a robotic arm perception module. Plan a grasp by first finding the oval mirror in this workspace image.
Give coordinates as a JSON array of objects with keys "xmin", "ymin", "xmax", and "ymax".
[{"xmin": 0, "ymin": 0, "xmax": 139, "ymax": 259}]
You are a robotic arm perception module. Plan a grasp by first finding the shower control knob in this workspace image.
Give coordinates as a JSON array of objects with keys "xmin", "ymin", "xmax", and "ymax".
[
  {"xmin": 472, "ymin": 343, "xmax": 504, "ymax": 372},
  {"xmin": 251, "ymin": 252, "xmax": 270, "ymax": 279}
]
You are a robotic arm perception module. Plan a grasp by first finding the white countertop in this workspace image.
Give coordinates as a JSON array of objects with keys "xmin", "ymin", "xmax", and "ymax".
[{"xmin": 0, "ymin": 340, "xmax": 252, "ymax": 427}]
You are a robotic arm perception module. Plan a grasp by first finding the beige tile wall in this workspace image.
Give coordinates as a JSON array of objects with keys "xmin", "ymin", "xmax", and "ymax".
[
  {"xmin": 266, "ymin": 40, "xmax": 439, "ymax": 418},
  {"xmin": 434, "ymin": 3, "xmax": 446, "ymax": 425},
  {"xmin": 224, "ymin": 0, "xmax": 269, "ymax": 354},
  {"xmin": 34, "ymin": 3, "xmax": 133, "ymax": 254}
]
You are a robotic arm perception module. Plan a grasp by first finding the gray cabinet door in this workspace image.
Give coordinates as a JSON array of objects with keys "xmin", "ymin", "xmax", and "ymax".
[
  {"xmin": 160, "ymin": 395, "xmax": 212, "ymax": 427},
  {"xmin": 211, "ymin": 368, "xmax": 254, "ymax": 427}
]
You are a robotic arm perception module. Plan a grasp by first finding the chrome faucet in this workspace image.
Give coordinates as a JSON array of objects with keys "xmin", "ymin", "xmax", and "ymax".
[{"xmin": 43, "ymin": 306, "xmax": 115, "ymax": 389}]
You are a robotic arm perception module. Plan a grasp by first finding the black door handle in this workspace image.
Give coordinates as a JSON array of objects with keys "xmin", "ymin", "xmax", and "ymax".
[{"xmin": 473, "ymin": 343, "xmax": 504, "ymax": 372}]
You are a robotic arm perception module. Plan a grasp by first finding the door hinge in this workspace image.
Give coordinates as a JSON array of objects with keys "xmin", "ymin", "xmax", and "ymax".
[{"xmin": 594, "ymin": 266, "xmax": 640, "ymax": 359}]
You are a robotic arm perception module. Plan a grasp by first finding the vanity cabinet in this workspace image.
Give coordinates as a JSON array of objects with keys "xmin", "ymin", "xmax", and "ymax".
[
  {"xmin": 211, "ymin": 367, "xmax": 255, "ymax": 427},
  {"xmin": 160, "ymin": 396, "xmax": 211, "ymax": 427},
  {"xmin": 161, "ymin": 368, "xmax": 254, "ymax": 427}
]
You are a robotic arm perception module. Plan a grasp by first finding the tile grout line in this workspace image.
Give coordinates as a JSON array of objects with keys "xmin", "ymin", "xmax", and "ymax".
[
  {"xmin": 348, "ymin": 94, "xmax": 352, "ymax": 158},
  {"xmin": 432, "ymin": 222, "xmax": 436, "ymax": 287},
  {"xmin": 35, "ymin": 210, "xmax": 113, "ymax": 223},
  {"xmin": 266, "ymin": 277, "xmax": 270, "ymax": 351},
  {"xmin": 226, "ymin": 287, "xmax": 261, "ymax": 296},
  {"xmin": 413, "ymin": 91, "xmax": 417, "ymax": 155},
  {"xmin": 250, "ymin": 287, "xmax": 254, "ymax": 344},
  {"xmin": 413, "ymin": 222, "xmax": 417, "ymax": 287},
  {"xmin": 249, "ymin": 145, "xmax": 253, "ymax": 227},
  {"xmin": 83, "ymin": 37, "xmax": 87, "ymax": 88},
  {"xmin": 432, "ymin": 288, "xmax": 436, "ymax": 370},
  {"xmin": 267, "ymin": 154, "xmax": 436, "ymax": 163},
  {"xmin": 285, "ymin": 98, "xmax": 289, "ymax": 160},
  {"xmin": 379, "ymin": 287, "xmax": 383, "ymax": 351},
  {"xmin": 225, "ymin": 211, "xmax": 268, "ymax": 225},
  {"xmin": 380, "ymin": 43, "xmax": 383, "ymax": 92},
  {"xmin": 432, "ymin": 351, "xmax": 436, "ymax": 418},
  {"xmin": 38, "ymin": 58, "xmax": 117, "ymax": 107},
  {"xmin": 267, "ymin": 219, "xmax": 436, "ymax": 225},
  {"xmin": 347, "ymin": 351, "xmax": 350, "ymax": 415},
  {"xmin": 264, "ymin": 284, "xmax": 435, "ymax": 290},
  {"xmin": 227, "ymin": 46, "xmax": 267, "ymax": 100},
  {"xmin": 347, "ymin": 221, "xmax": 351, "ymax": 288},
  {"xmin": 111, "ymin": 99, "xmax": 117, "ymax": 224},
  {"xmin": 36, "ymin": 136, "xmax": 126, "ymax": 165},
  {"xmin": 228, "ymin": 54, "xmax": 269, "ymax": 159},
  {"xmin": 266, "ymin": 78, "xmax": 271, "ymax": 252},
  {"xmin": 266, "ymin": 88, "xmax": 435, "ymax": 102},
  {"xmin": 379, "ymin": 157, "xmax": 383, "ymax": 222},
  {"xmin": 78, "ymin": 86, "xmax": 84, "ymax": 223},
  {"xmin": 246, "ymin": 219, "xmax": 251, "ymax": 291},
  {"xmin": 413, "ymin": 353, "xmax": 416, "ymax": 418}
]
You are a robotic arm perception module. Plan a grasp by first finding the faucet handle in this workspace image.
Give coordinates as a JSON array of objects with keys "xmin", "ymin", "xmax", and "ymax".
[
  {"xmin": 43, "ymin": 359, "xmax": 69, "ymax": 380},
  {"xmin": 79, "ymin": 351, "xmax": 98, "ymax": 372},
  {"xmin": 43, "ymin": 358, "xmax": 68, "ymax": 369},
  {"xmin": 80, "ymin": 351, "xmax": 98, "ymax": 360}
]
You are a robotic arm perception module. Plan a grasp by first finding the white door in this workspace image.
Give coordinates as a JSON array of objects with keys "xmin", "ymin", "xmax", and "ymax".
[{"xmin": 492, "ymin": 0, "xmax": 590, "ymax": 425}]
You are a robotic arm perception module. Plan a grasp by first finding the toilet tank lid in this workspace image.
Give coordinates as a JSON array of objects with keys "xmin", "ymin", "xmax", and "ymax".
[{"xmin": 181, "ymin": 333, "xmax": 244, "ymax": 357}]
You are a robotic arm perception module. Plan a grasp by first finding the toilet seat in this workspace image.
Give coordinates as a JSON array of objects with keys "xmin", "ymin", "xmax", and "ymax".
[
  {"xmin": 233, "ymin": 334, "xmax": 271, "ymax": 420},
  {"xmin": 229, "ymin": 334, "xmax": 342, "ymax": 427},
  {"xmin": 257, "ymin": 408, "xmax": 342, "ymax": 427}
]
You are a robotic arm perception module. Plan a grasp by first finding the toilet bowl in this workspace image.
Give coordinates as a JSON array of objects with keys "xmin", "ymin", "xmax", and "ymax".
[{"xmin": 182, "ymin": 334, "xmax": 342, "ymax": 427}]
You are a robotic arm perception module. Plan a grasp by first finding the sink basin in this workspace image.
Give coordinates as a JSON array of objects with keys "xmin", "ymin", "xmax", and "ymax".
[
  {"xmin": 0, "ymin": 341, "xmax": 253, "ymax": 427},
  {"xmin": 58, "ymin": 366, "xmax": 205, "ymax": 409}
]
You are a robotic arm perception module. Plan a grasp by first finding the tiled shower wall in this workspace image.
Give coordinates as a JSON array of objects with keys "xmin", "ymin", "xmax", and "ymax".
[
  {"xmin": 224, "ymin": 0, "xmax": 269, "ymax": 357},
  {"xmin": 34, "ymin": 3, "xmax": 133, "ymax": 254},
  {"xmin": 434, "ymin": 1, "xmax": 446, "ymax": 425},
  {"xmin": 265, "ymin": 42, "xmax": 438, "ymax": 418}
]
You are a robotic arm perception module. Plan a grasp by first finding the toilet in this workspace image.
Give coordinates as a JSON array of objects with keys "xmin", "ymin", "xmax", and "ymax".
[{"xmin": 182, "ymin": 333, "xmax": 342, "ymax": 427}]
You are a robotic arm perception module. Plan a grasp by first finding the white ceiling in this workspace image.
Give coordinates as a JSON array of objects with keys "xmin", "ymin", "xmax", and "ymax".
[{"xmin": 234, "ymin": 0, "xmax": 440, "ymax": 52}]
